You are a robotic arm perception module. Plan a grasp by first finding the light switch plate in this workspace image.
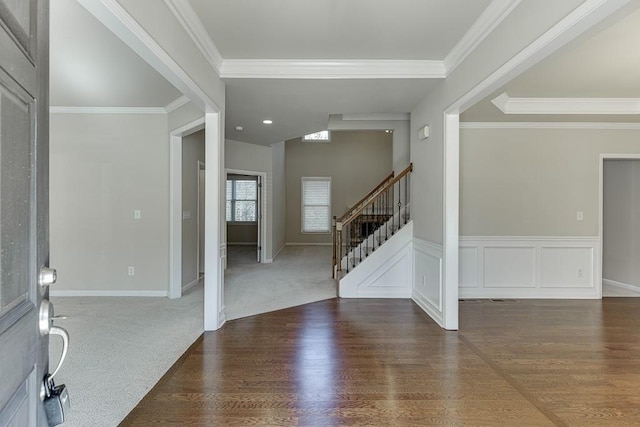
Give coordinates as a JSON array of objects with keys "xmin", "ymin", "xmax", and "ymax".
[{"xmin": 134, "ymin": 210, "xmax": 141, "ymax": 219}]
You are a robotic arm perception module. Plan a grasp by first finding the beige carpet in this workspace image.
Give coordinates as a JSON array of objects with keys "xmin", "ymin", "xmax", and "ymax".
[
  {"xmin": 224, "ymin": 245, "xmax": 338, "ymax": 320},
  {"xmin": 49, "ymin": 285, "xmax": 204, "ymax": 427},
  {"xmin": 48, "ymin": 245, "xmax": 337, "ymax": 426}
]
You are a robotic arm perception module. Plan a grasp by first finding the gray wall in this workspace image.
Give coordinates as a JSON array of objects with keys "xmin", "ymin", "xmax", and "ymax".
[
  {"xmin": 181, "ymin": 130, "xmax": 205, "ymax": 288},
  {"xmin": 603, "ymin": 160, "xmax": 640, "ymax": 289},
  {"xmin": 460, "ymin": 127, "xmax": 640, "ymax": 237},
  {"xmin": 285, "ymin": 130, "xmax": 392, "ymax": 244},
  {"xmin": 50, "ymin": 113, "xmax": 169, "ymax": 293},
  {"xmin": 224, "ymin": 139, "xmax": 273, "ymax": 257}
]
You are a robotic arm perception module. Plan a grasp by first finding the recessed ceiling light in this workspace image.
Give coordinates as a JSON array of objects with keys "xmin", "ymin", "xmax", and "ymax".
[
  {"xmin": 235, "ymin": 126, "xmax": 244, "ymax": 131},
  {"xmin": 262, "ymin": 119, "xmax": 273, "ymax": 125}
]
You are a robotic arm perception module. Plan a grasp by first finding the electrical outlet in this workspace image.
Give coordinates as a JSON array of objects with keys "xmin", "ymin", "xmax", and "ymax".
[
  {"xmin": 128, "ymin": 266, "xmax": 135, "ymax": 276},
  {"xmin": 577, "ymin": 268, "xmax": 583, "ymax": 278},
  {"xmin": 576, "ymin": 211, "xmax": 584, "ymax": 221}
]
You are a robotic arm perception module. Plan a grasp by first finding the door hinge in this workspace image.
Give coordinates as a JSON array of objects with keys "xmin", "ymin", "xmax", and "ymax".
[{"xmin": 258, "ymin": 246, "xmax": 262, "ymax": 250}]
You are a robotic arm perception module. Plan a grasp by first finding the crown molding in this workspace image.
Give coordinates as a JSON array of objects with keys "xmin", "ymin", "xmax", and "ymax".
[
  {"xmin": 164, "ymin": 0, "xmax": 223, "ymax": 74},
  {"xmin": 160, "ymin": 0, "xmax": 519, "ymax": 79},
  {"xmin": 444, "ymin": 0, "xmax": 522, "ymax": 74},
  {"xmin": 460, "ymin": 121, "xmax": 640, "ymax": 130},
  {"xmin": 77, "ymin": 0, "xmax": 219, "ymax": 112},
  {"xmin": 492, "ymin": 92, "xmax": 640, "ymax": 115},
  {"xmin": 219, "ymin": 59, "xmax": 446, "ymax": 79},
  {"xmin": 50, "ymin": 106, "xmax": 167, "ymax": 114},
  {"xmin": 341, "ymin": 113, "xmax": 410, "ymax": 121},
  {"xmin": 164, "ymin": 95, "xmax": 191, "ymax": 113}
]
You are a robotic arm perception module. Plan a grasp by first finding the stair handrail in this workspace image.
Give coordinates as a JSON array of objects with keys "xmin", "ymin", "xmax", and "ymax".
[
  {"xmin": 341, "ymin": 163, "xmax": 412, "ymax": 227},
  {"xmin": 336, "ymin": 171, "xmax": 395, "ymax": 223},
  {"xmin": 332, "ymin": 163, "xmax": 412, "ymax": 278}
]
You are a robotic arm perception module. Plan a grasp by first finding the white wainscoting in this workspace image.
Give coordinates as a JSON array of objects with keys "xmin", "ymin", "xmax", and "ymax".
[
  {"xmin": 339, "ymin": 222, "xmax": 413, "ymax": 298},
  {"xmin": 459, "ymin": 237, "xmax": 600, "ymax": 299},
  {"xmin": 412, "ymin": 238, "xmax": 444, "ymax": 327}
]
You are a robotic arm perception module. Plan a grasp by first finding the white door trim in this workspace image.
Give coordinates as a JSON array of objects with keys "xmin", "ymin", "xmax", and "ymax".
[
  {"xmin": 225, "ymin": 168, "xmax": 268, "ymax": 264},
  {"xmin": 196, "ymin": 160, "xmax": 206, "ymax": 278},
  {"xmin": 169, "ymin": 118, "xmax": 205, "ymax": 300},
  {"xmin": 599, "ymin": 154, "xmax": 640, "ymax": 299}
]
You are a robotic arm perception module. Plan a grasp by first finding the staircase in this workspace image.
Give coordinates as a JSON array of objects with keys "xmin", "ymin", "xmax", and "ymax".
[{"xmin": 332, "ymin": 164, "xmax": 413, "ymax": 281}]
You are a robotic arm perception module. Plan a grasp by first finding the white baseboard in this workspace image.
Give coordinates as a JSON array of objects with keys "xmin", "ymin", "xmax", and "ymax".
[
  {"xmin": 50, "ymin": 290, "xmax": 168, "ymax": 297},
  {"xmin": 227, "ymin": 242, "xmax": 257, "ymax": 246},
  {"xmin": 182, "ymin": 277, "xmax": 202, "ymax": 293},
  {"xmin": 265, "ymin": 243, "xmax": 286, "ymax": 263},
  {"xmin": 285, "ymin": 242, "xmax": 332, "ymax": 246},
  {"xmin": 603, "ymin": 279, "xmax": 640, "ymax": 296}
]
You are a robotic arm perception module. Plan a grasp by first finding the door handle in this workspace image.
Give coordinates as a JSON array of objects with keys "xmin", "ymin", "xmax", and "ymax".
[
  {"xmin": 48, "ymin": 326, "xmax": 69, "ymax": 381},
  {"xmin": 39, "ymin": 300, "xmax": 70, "ymax": 382}
]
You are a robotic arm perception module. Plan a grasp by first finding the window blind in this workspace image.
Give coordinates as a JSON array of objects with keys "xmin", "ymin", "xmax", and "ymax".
[
  {"xmin": 226, "ymin": 177, "xmax": 257, "ymax": 222},
  {"xmin": 302, "ymin": 178, "xmax": 331, "ymax": 233}
]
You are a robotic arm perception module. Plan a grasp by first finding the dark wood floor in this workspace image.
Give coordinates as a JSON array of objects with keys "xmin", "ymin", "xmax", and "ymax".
[{"xmin": 121, "ymin": 298, "xmax": 640, "ymax": 426}]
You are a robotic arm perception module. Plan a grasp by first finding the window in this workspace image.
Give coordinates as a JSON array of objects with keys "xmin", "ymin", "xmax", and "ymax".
[
  {"xmin": 302, "ymin": 130, "xmax": 331, "ymax": 142},
  {"xmin": 226, "ymin": 176, "xmax": 257, "ymax": 222},
  {"xmin": 301, "ymin": 177, "xmax": 331, "ymax": 233}
]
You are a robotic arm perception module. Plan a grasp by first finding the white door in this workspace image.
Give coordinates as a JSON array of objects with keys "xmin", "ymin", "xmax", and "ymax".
[{"xmin": 0, "ymin": 2, "xmax": 56, "ymax": 425}]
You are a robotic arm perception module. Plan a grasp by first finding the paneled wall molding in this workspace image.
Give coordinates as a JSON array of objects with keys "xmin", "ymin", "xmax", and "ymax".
[
  {"xmin": 459, "ymin": 236, "xmax": 600, "ymax": 299},
  {"xmin": 412, "ymin": 238, "xmax": 444, "ymax": 327},
  {"xmin": 340, "ymin": 222, "xmax": 413, "ymax": 298}
]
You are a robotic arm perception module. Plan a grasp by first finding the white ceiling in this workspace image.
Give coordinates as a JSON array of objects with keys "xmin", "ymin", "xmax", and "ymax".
[
  {"xmin": 51, "ymin": 0, "xmax": 497, "ymax": 145},
  {"xmin": 50, "ymin": 0, "xmax": 640, "ymax": 144},
  {"xmin": 50, "ymin": 0, "xmax": 182, "ymax": 108},
  {"xmin": 461, "ymin": 5, "xmax": 640, "ymax": 123},
  {"xmin": 190, "ymin": 0, "xmax": 492, "ymax": 60},
  {"xmin": 225, "ymin": 79, "xmax": 438, "ymax": 143}
]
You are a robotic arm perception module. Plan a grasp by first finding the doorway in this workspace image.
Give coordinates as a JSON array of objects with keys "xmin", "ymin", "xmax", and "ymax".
[
  {"xmin": 225, "ymin": 169, "xmax": 266, "ymax": 266},
  {"xmin": 601, "ymin": 156, "xmax": 640, "ymax": 297}
]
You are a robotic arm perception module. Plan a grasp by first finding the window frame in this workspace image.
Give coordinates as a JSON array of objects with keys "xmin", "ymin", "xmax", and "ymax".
[
  {"xmin": 302, "ymin": 130, "xmax": 331, "ymax": 142},
  {"xmin": 301, "ymin": 176, "xmax": 332, "ymax": 234},
  {"xmin": 226, "ymin": 176, "xmax": 258, "ymax": 224}
]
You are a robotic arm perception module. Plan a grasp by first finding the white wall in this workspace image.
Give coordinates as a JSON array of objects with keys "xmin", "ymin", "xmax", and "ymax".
[
  {"xmin": 224, "ymin": 139, "xmax": 274, "ymax": 259},
  {"xmin": 271, "ymin": 142, "xmax": 286, "ymax": 260},
  {"xmin": 181, "ymin": 130, "xmax": 205, "ymax": 289},
  {"xmin": 50, "ymin": 113, "xmax": 169, "ymax": 295},
  {"xmin": 603, "ymin": 159, "xmax": 640, "ymax": 290}
]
